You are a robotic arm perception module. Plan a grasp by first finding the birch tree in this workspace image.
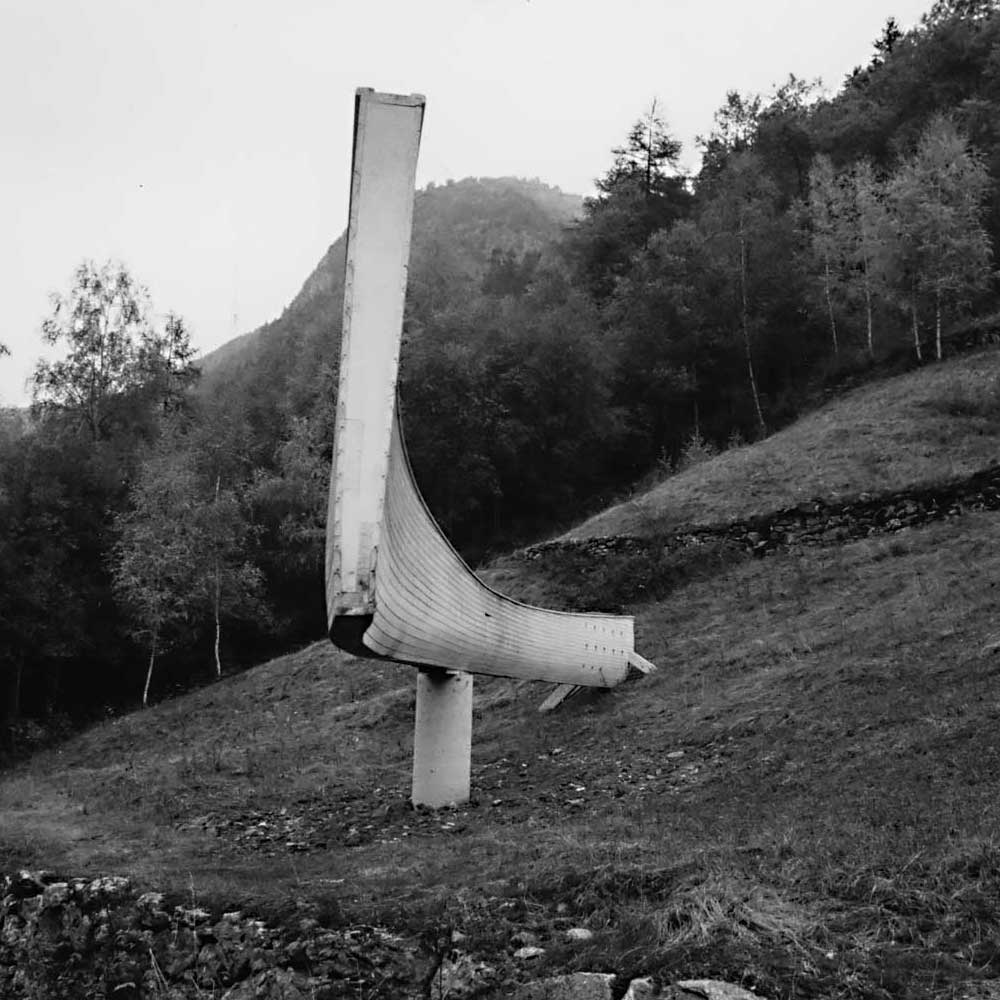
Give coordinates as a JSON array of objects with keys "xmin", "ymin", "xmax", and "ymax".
[
  {"xmin": 111, "ymin": 449, "xmax": 200, "ymax": 707},
  {"xmin": 846, "ymin": 161, "xmax": 891, "ymax": 357},
  {"xmin": 113, "ymin": 434, "xmax": 268, "ymax": 696},
  {"xmin": 32, "ymin": 261, "xmax": 197, "ymax": 440},
  {"xmin": 807, "ymin": 154, "xmax": 848, "ymax": 355},
  {"xmin": 194, "ymin": 475, "xmax": 266, "ymax": 678},
  {"xmin": 700, "ymin": 152, "xmax": 777, "ymax": 437},
  {"xmin": 888, "ymin": 116, "xmax": 993, "ymax": 360}
]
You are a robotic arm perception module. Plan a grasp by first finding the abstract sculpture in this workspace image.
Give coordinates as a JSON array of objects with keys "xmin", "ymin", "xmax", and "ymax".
[{"xmin": 326, "ymin": 89, "xmax": 654, "ymax": 807}]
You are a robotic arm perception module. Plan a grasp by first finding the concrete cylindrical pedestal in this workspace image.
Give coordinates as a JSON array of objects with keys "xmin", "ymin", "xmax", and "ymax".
[{"xmin": 411, "ymin": 668, "xmax": 473, "ymax": 807}]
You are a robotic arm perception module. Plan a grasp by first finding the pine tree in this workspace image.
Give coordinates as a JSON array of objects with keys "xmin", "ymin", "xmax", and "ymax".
[{"xmin": 568, "ymin": 101, "xmax": 691, "ymax": 300}]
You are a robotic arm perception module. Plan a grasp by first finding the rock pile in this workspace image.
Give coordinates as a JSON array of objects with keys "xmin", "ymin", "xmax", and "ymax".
[
  {"xmin": 0, "ymin": 870, "xmax": 426, "ymax": 999},
  {"xmin": 0, "ymin": 869, "xmax": 779, "ymax": 999}
]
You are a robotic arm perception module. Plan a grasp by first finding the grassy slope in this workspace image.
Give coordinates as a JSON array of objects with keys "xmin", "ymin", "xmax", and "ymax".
[
  {"xmin": 564, "ymin": 350, "xmax": 1000, "ymax": 539},
  {"xmin": 4, "ymin": 351, "xmax": 1000, "ymax": 998}
]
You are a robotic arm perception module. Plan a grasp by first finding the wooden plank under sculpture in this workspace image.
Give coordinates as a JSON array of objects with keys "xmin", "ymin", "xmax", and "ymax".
[{"xmin": 326, "ymin": 88, "xmax": 654, "ymax": 807}]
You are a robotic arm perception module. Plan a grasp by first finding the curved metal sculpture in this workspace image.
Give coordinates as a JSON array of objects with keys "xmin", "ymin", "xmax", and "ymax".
[{"xmin": 326, "ymin": 89, "xmax": 653, "ymax": 806}]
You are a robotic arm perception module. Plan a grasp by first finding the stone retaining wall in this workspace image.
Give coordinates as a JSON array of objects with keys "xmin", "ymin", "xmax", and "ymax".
[{"xmin": 522, "ymin": 464, "xmax": 1000, "ymax": 565}]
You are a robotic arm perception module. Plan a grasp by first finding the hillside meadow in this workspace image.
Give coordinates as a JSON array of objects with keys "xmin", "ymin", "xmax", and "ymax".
[{"xmin": 3, "ymin": 350, "xmax": 1000, "ymax": 998}]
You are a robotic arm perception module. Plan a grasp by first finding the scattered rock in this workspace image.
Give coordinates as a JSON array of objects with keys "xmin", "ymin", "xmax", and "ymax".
[
  {"xmin": 958, "ymin": 981, "xmax": 1000, "ymax": 999},
  {"xmin": 0, "ymin": 868, "xmax": 428, "ymax": 999},
  {"xmin": 516, "ymin": 971, "xmax": 616, "ymax": 999},
  {"xmin": 7, "ymin": 871, "xmax": 50, "ymax": 899},
  {"xmin": 436, "ymin": 952, "xmax": 496, "ymax": 998},
  {"xmin": 40, "ymin": 882, "xmax": 71, "ymax": 908},
  {"xmin": 674, "ymin": 980, "xmax": 760, "ymax": 999},
  {"xmin": 513, "ymin": 945, "xmax": 546, "ymax": 960},
  {"xmin": 622, "ymin": 977, "xmax": 659, "ymax": 999},
  {"xmin": 83, "ymin": 875, "xmax": 132, "ymax": 907},
  {"xmin": 565, "ymin": 926, "xmax": 594, "ymax": 941}
]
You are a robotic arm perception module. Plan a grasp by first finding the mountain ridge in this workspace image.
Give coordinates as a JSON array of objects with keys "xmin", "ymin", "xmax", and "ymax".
[{"xmin": 197, "ymin": 176, "xmax": 583, "ymax": 380}]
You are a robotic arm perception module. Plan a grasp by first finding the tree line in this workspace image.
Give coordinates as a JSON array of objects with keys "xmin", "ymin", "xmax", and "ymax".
[{"xmin": 2, "ymin": 0, "xmax": 999, "ymax": 741}]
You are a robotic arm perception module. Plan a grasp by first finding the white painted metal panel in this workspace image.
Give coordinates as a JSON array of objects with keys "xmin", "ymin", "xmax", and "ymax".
[
  {"xmin": 360, "ymin": 411, "xmax": 632, "ymax": 686},
  {"xmin": 325, "ymin": 88, "xmax": 644, "ymax": 690},
  {"xmin": 326, "ymin": 89, "xmax": 425, "ymax": 618}
]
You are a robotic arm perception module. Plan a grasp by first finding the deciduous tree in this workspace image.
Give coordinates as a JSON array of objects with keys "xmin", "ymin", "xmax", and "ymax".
[
  {"xmin": 699, "ymin": 152, "xmax": 779, "ymax": 436},
  {"xmin": 111, "ymin": 447, "xmax": 201, "ymax": 706},
  {"xmin": 807, "ymin": 154, "xmax": 848, "ymax": 354},
  {"xmin": 607, "ymin": 220, "xmax": 718, "ymax": 462},
  {"xmin": 846, "ymin": 161, "xmax": 892, "ymax": 356},
  {"xmin": 32, "ymin": 261, "xmax": 197, "ymax": 440},
  {"xmin": 194, "ymin": 475, "xmax": 267, "ymax": 678},
  {"xmin": 697, "ymin": 91, "xmax": 763, "ymax": 189},
  {"xmin": 888, "ymin": 115, "xmax": 993, "ymax": 359},
  {"xmin": 0, "ymin": 426, "xmax": 82, "ymax": 744}
]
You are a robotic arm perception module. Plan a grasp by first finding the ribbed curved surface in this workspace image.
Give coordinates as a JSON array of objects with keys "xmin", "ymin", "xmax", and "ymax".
[
  {"xmin": 325, "ymin": 88, "xmax": 641, "ymax": 690},
  {"xmin": 356, "ymin": 410, "xmax": 632, "ymax": 687}
]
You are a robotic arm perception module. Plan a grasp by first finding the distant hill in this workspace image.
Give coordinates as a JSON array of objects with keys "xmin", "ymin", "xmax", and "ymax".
[{"xmin": 198, "ymin": 177, "xmax": 582, "ymax": 385}]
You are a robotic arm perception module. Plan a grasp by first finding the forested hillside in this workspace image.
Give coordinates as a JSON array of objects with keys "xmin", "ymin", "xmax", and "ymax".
[{"xmin": 3, "ymin": 0, "xmax": 1000, "ymax": 738}]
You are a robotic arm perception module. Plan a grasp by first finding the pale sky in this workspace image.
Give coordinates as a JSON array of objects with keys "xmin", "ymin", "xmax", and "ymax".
[{"xmin": 1, "ymin": 0, "xmax": 934, "ymax": 406}]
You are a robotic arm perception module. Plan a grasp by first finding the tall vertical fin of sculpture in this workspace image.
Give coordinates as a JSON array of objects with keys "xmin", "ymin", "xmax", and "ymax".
[{"xmin": 327, "ymin": 89, "xmax": 655, "ymax": 807}]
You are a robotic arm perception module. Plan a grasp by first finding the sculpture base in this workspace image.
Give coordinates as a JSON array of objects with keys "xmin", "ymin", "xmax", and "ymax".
[{"xmin": 412, "ymin": 668, "xmax": 473, "ymax": 807}]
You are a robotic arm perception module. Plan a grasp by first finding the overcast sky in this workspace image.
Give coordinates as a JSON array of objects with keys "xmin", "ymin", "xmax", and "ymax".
[{"xmin": 1, "ymin": 0, "xmax": 934, "ymax": 406}]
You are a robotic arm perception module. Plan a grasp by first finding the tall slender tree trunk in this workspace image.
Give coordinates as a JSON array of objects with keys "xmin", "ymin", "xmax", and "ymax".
[
  {"xmin": 864, "ymin": 283, "xmax": 874, "ymax": 358},
  {"xmin": 2, "ymin": 660, "xmax": 23, "ymax": 751},
  {"xmin": 213, "ymin": 474, "xmax": 222, "ymax": 678},
  {"xmin": 935, "ymin": 287, "xmax": 943, "ymax": 361},
  {"xmin": 13, "ymin": 660, "xmax": 21, "ymax": 721},
  {"xmin": 739, "ymin": 222, "xmax": 767, "ymax": 437},
  {"xmin": 6, "ymin": 660, "xmax": 22, "ymax": 721},
  {"xmin": 912, "ymin": 293, "xmax": 923, "ymax": 363},
  {"xmin": 645, "ymin": 99, "xmax": 655, "ymax": 198},
  {"xmin": 143, "ymin": 631, "xmax": 158, "ymax": 708},
  {"xmin": 824, "ymin": 258, "xmax": 839, "ymax": 356},
  {"xmin": 860, "ymin": 251, "xmax": 875, "ymax": 358},
  {"xmin": 214, "ymin": 565, "xmax": 222, "ymax": 678}
]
